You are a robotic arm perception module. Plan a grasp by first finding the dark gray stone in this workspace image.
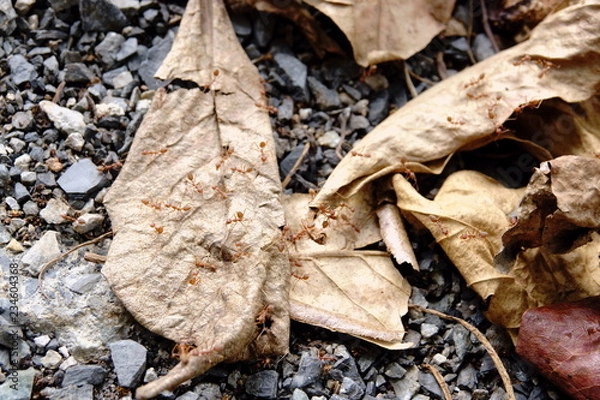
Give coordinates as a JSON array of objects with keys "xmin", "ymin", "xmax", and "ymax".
[
  {"xmin": 273, "ymin": 52, "xmax": 308, "ymax": 102},
  {"xmin": 62, "ymin": 364, "xmax": 107, "ymax": 387},
  {"xmin": 138, "ymin": 32, "xmax": 173, "ymax": 89},
  {"xmin": 13, "ymin": 182, "xmax": 30, "ymax": 203},
  {"xmin": 64, "ymin": 63, "xmax": 95, "ymax": 84},
  {"xmin": 79, "ymin": 0, "xmax": 128, "ymax": 32},
  {"xmin": 418, "ymin": 369, "xmax": 443, "ymax": 397},
  {"xmin": 290, "ymin": 350, "xmax": 322, "ymax": 389},
  {"xmin": 36, "ymin": 171, "xmax": 57, "ymax": 188},
  {"xmin": 277, "ymin": 96, "xmax": 294, "ymax": 122},
  {"xmin": 47, "ymin": 0, "xmax": 77, "ymax": 12},
  {"xmin": 253, "ymin": 11, "xmax": 275, "ymax": 48},
  {"xmin": 308, "ymin": 77, "xmax": 341, "ymax": 110},
  {"xmin": 457, "ymin": 363, "xmax": 478, "ymax": 389},
  {"xmin": 40, "ymin": 383, "xmax": 94, "ymax": 400},
  {"xmin": 8, "ymin": 54, "xmax": 38, "ymax": 85},
  {"xmin": 176, "ymin": 392, "xmax": 200, "ymax": 400},
  {"xmin": 0, "ymin": 164, "xmax": 9, "ymax": 184},
  {"xmin": 383, "ymin": 362, "xmax": 406, "ymax": 379},
  {"xmin": 348, "ymin": 114, "xmax": 370, "ymax": 132},
  {"xmin": 192, "ymin": 382, "xmax": 221, "ymax": 400},
  {"xmin": 368, "ymin": 90, "xmax": 389, "ymax": 125},
  {"xmin": 115, "ymin": 37, "xmax": 138, "ymax": 62},
  {"xmin": 95, "ymin": 32, "xmax": 125, "ymax": 67},
  {"xmin": 0, "ymin": 0, "xmax": 17, "ymax": 35},
  {"xmin": 57, "ymin": 158, "xmax": 107, "ymax": 196},
  {"xmin": 245, "ymin": 369, "xmax": 278, "ymax": 399},
  {"xmin": 339, "ymin": 376, "xmax": 364, "ymax": 400},
  {"xmin": 110, "ymin": 339, "xmax": 147, "ymax": 388}
]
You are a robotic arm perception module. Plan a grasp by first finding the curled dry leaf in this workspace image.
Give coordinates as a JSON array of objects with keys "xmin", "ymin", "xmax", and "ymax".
[
  {"xmin": 489, "ymin": 0, "xmax": 568, "ymax": 31},
  {"xmin": 311, "ymin": 2, "xmax": 600, "ymax": 207},
  {"xmin": 284, "ymin": 193, "xmax": 412, "ymax": 349},
  {"xmin": 302, "ymin": 0, "xmax": 456, "ymax": 66},
  {"xmin": 102, "ymin": 0, "xmax": 289, "ymax": 398},
  {"xmin": 516, "ymin": 296, "xmax": 600, "ymax": 400}
]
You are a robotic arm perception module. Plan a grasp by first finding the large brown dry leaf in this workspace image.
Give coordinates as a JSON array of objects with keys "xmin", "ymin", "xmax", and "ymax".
[
  {"xmin": 284, "ymin": 193, "xmax": 412, "ymax": 350},
  {"xmin": 102, "ymin": 0, "xmax": 289, "ymax": 398},
  {"xmin": 302, "ymin": 0, "xmax": 456, "ymax": 66},
  {"xmin": 311, "ymin": 1, "xmax": 600, "ymax": 206},
  {"xmin": 516, "ymin": 296, "xmax": 600, "ymax": 400}
]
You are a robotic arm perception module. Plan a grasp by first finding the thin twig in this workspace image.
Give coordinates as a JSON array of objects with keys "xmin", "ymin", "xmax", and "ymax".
[
  {"xmin": 466, "ymin": 0, "xmax": 477, "ymax": 64},
  {"xmin": 403, "ymin": 61, "xmax": 418, "ymax": 99},
  {"xmin": 407, "ymin": 70, "xmax": 436, "ymax": 87},
  {"xmin": 422, "ymin": 363, "xmax": 452, "ymax": 400},
  {"xmin": 409, "ymin": 304, "xmax": 516, "ymax": 400},
  {"xmin": 480, "ymin": 0, "xmax": 500, "ymax": 53},
  {"xmin": 335, "ymin": 107, "xmax": 351, "ymax": 160},
  {"xmin": 37, "ymin": 231, "xmax": 114, "ymax": 298},
  {"xmin": 282, "ymin": 142, "xmax": 310, "ymax": 189}
]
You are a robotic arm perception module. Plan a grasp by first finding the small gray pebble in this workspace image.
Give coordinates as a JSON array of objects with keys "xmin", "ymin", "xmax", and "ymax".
[
  {"xmin": 245, "ymin": 370, "xmax": 278, "ymax": 399},
  {"xmin": 62, "ymin": 364, "xmax": 107, "ymax": 386}
]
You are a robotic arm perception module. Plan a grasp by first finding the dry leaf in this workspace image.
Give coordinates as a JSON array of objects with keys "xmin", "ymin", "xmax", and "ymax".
[
  {"xmin": 102, "ymin": 0, "xmax": 289, "ymax": 398},
  {"xmin": 490, "ymin": 0, "xmax": 568, "ymax": 31},
  {"xmin": 516, "ymin": 296, "xmax": 600, "ymax": 400},
  {"xmin": 310, "ymin": 2, "xmax": 600, "ymax": 206},
  {"xmin": 302, "ymin": 0, "xmax": 456, "ymax": 66},
  {"xmin": 284, "ymin": 193, "xmax": 412, "ymax": 349}
]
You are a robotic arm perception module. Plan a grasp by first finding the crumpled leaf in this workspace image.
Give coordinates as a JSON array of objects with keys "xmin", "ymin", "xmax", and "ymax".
[
  {"xmin": 310, "ymin": 1, "xmax": 600, "ymax": 206},
  {"xmin": 284, "ymin": 193, "xmax": 412, "ymax": 349},
  {"xmin": 102, "ymin": 0, "xmax": 289, "ymax": 398},
  {"xmin": 516, "ymin": 296, "xmax": 600, "ymax": 400},
  {"xmin": 302, "ymin": 0, "xmax": 456, "ymax": 66},
  {"xmin": 490, "ymin": 0, "xmax": 568, "ymax": 31},
  {"xmin": 502, "ymin": 155, "xmax": 600, "ymax": 254},
  {"xmin": 393, "ymin": 171, "xmax": 526, "ymax": 318}
]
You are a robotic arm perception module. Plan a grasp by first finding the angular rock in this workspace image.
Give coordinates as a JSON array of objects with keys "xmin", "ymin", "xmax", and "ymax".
[
  {"xmin": 115, "ymin": 37, "xmax": 138, "ymax": 62},
  {"xmin": 274, "ymin": 52, "xmax": 308, "ymax": 102},
  {"xmin": 138, "ymin": 32, "xmax": 174, "ymax": 89},
  {"xmin": 47, "ymin": 0, "xmax": 77, "ymax": 12},
  {"xmin": 245, "ymin": 370, "xmax": 278, "ymax": 399},
  {"xmin": 308, "ymin": 77, "xmax": 341, "ymax": 110},
  {"xmin": 73, "ymin": 213, "xmax": 104, "ymax": 234},
  {"xmin": 11, "ymin": 111, "xmax": 34, "ymax": 130},
  {"xmin": 389, "ymin": 366, "xmax": 420, "ymax": 400},
  {"xmin": 384, "ymin": 362, "xmax": 406, "ymax": 379},
  {"xmin": 62, "ymin": 364, "xmax": 107, "ymax": 386},
  {"xmin": 66, "ymin": 273, "xmax": 103, "ymax": 294},
  {"xmin": 64, "ymin": 63, "xmax": 96, "ymax": 84},
  {"xmin": 39, "ymin": 101, "xmax": 86, "ymax": 135},
  {"xmin": 79, "ymin": 0, "xmax": 128, "ymax": 31},
  {"xmin": 21, "ymin": 231, "xmax": 62, "ymax": 276},
  {"xmin": 8, "ymin": 54, "xmax": 37, "ymax": 85},
  {"xmin": 110, "ymin": 339, "xmax": 147, "ymax": 388},
  {"xmin": 0, "ymin": 367, "xmax": 36, "ymax": 400},
  {"xmin": 95, "ymin": 32, "xmax": 125, "ymax": 67},
  {"xmin": 0, "ymin": 0, "xmax": 17, "ymax": 35},
  {"xmin": 40, "ymin": 350, "xmax": 63, "ymax": 369},
  {"xmin": 57, "ymin": 158, "xmax": 107, "ymax": 196},
  {"xmin": 368, "ymin": 90, "xmax": 389, "ymax": 125},
  {"xmin": 39, "ymin": 198, "xmax": 71, "ymax": 225},
  {"xmin": 340, "ymin": 376, "xmax": 365, "ymax": 400},
  {"xmin": 14, "ymin": 0, "xmax": 36, "ymax": 14},
  {"xmin": 290, "ymin": 349, "xmax": 322, "ymax": 389}
]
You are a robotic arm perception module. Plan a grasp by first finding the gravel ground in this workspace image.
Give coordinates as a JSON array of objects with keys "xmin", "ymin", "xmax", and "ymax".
[{"xmin": 0, "ymin": 0, "xmax": 565, "ymax": 399}]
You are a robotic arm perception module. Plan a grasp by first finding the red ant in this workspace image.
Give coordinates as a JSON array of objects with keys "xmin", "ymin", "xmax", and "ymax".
[
  {"xmin": 464, "ymin": 73, "xmax": 485, "ymax": 89},
  {"xmin": 460, "ymin": 230, "xmax": 489, "ymax": 240},
  {"xmin": 97, "ymin": 161, "xmax": 123, "ymax": 172},
  {"xmin": 226, "ymin": 211, "xmax": 246, "ymax": 225},
  {"xmin": 141, "ymin": 199, "xmax": 162, "ymax": 210},
  {"xmin": 350, "ymin": 150, "xmax": 371, "ymax": 158},
  {"xmin": 429, "ymin": 215, "xmax": 449, "ymax": 236},
  {"xmin": 150, "ymin": 223, "xmax": 164, "ymax": 234},
  {"xmin": 513, "ymin": 99, "xmax": 542, "ymax": 115},
  {"xmin": 292, "ymin": 272, "xmax": 309, "ymax": 280},
  {"xmin": 257, "ymin": 142, "xmax": 268, "ymax": 163},
  {"xmin": 201, "ymin": 69, "xmax": 220, "ymax": 92},
  {"xmin": 211, "ymin": 185, "xmax": 229, "ymax": 199},
  {"xmin": 230, "ymin": 166, "xmax": 254, "ymax": 175},
  {"xmin": 186, "ymin": 173, "xmax": 203, "ymax": 194},
  {"xmin": 164, "ymin": 202, "xmax": 191, "ymax": 212},
  {"xmin": 254, "ymin": 102, "xmax": 278, "ymax": 115},
  {"xmin": 141, "ymin": 148, "xmax": 167, "ymax": 156},
  {"xmin": 215, "ymin": 145, "xmax": 234, "ymax": 170},
  {"xmin": 446, "ymin": 116, "xmax": 465, "ymax": 126},
  {"xmin": 194, "ymin": 258, "xmax": 217, "ymax": 272}
]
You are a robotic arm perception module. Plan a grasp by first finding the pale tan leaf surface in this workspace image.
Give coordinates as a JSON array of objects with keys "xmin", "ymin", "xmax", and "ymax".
[
  {"xmin": 302, "ymin": 0, "xmax": 456, "ymax": 66},
  {"xmin": 376, "ymin": 203, "xmax": 419, "ymax": 269},
  {"xmin": 310, "ymin": 2, "xmax": 600, "ymax": 207},
  {"xmin": 394, "ymin": 171, "xmax": 526, "ymax": 310},
  {"xmin": 102, "ymin": 0, "xmax": 289, "ymax": 398},
  {"xmin": 284, "ymin": 194, "xmax": 412, "ymax": 349}
]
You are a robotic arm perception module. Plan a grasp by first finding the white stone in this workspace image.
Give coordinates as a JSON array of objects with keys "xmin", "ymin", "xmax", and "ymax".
[
  {"xmin": 420, "ymin": 323, "xmax": 439, "ymax": 339},
  {"xmin": 21, "ymin": 231, "xmax": 62, "ymax": 275},
  {"xmin": 39, "ymin": 100, "xmax": 86, "ymax": 135},
  {"xmin": 40, "ymin": 198, "xmax": 71, "ymax": 225},
  {"xmin": 73, "ymin": 213, "xmax": 104, "ymax": 234},
  {"xmin": 317, "ymin": 130, "xmax": 341, "ymax": 148},
  {"xmin": 40, "ymin": 350, "xmax": 63, "ymax": 369},
  {"xmin": 59, "ymin": 356, "xmax": 78, "ymax": 371},
  {"xmin": 95, "ymin": 102, "xmax": 124, "ymax": 118},
  {"xmin": 65, "ymin": 132, "xmax": 85, "ymax": 151},
  {"xmin": 14, "ymin": 153, "xmax": 32, "ymax": 170},
  {"xmin": 34, "ymin": 334, "xmax": 52, "ymax": 347}
]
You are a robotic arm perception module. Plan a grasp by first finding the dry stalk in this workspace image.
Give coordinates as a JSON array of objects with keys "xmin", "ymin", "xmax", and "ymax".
[
  {"xmin": 422, "ymin": 363, "xmax": 452, "ymax": 400},
  {"xmin": 409, "ymin": 304, "xmax": 516, "ymax": 400}
]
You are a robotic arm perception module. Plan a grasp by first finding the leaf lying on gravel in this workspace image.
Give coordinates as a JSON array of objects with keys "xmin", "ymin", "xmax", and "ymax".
[
  {"xmin": 102, "ymin": 0, "xmax": 289, "ymax": 398},
  {"xmin": 516, "ymin": 296, "xmax": 600, "ymax": 400},
  {"xmin": 302, "ymin": 0, "xmax": 456, "ymax": 66},
  {"xmin": 310, "ymin": 1, "xmax": 600, "ymax": 333},
  {"xmin": 311, "ymin": 2, "xmax": 600, "ymax": 205},
  {"xmin": 284, "ymin": 194, "xmax": 412, "ymax": 350}
]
